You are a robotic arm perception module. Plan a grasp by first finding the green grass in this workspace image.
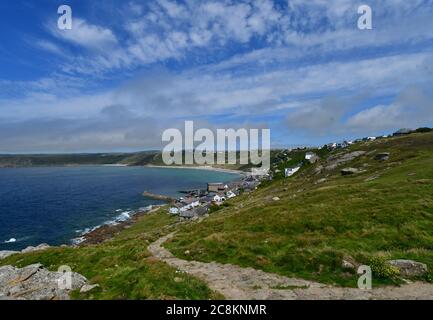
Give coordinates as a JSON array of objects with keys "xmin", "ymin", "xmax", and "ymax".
[
  {"xmin": 165, "ymin": 132, "xmax": 433, "ymax": 287},
  {"xmin": 0, "ymin": 210, "xmax": 222, "ymax": 300}
]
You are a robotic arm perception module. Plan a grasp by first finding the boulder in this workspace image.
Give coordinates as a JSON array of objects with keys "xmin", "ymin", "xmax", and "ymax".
[
  {"xmin": 0, "ymin": 264, "xmax": 88, "ymax": 300},
  {"xmin": 341, "ymin": 168, "xmax": 360, "ymax": 176},
  {"xmin": 272, "ymin": 197, "xmax": 280, "ymax": 201},
  {"xmin": 387, "ymin": 259, "xmax": 427, "ymax": 277},
  {"xmin": 80, "ymin": 284, "xmax": 100, "ymax": 293},
  {"xmin": 21, "ymin": 243, "xmax": 50, "ymax": 254},
  {"xmin": 374, "ymin": 152, "xmax": 390, "ymax": 161}
]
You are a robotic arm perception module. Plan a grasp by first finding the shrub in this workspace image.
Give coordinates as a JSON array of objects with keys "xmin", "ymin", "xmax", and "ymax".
[
  {"xmin": 424, "ymin": 270, "xmax": 433, "ymax": 283},
  {"xmin": 368, "ymin": 256, "xmax": 400, "ymax": 279}
]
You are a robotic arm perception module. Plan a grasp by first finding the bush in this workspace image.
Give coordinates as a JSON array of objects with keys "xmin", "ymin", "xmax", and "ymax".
[
  {"xmin": 368, "ymin": 256, "xmax": 400, "ymax": 279},
  {"xmin": 425, "ymin": 270, "xmax": 433, "ymax": 283}
]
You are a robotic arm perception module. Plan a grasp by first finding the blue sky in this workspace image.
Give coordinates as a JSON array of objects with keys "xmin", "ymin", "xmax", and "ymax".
[{"xmin": 0, "ymin": 0, "xmax": 433, "ymax": 153}]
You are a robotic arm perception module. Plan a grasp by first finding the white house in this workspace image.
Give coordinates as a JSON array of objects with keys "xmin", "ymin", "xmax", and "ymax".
[
  {"xmin": 285, "ymin": 166, "xmax": 300, "ymax": 177},
  {"xmin": 213, "ymin": 194, "xmax": 226, "ymax": 202},
  {"xmin": 179, "ymin": 200, "xmax": 200, "ymax": 212},
  {"xmin": 305, "ymin": 152, "xmax": 315, "ymax": 160},
  {"xmin": 169, "ymin": 207, "xmax": 179, "ymax": 215},
  {"xmin": 226, "ymin": 191, "xmax": 236, "ymax": 199}
]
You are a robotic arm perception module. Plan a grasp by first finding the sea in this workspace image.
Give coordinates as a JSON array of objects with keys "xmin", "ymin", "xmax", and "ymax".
[{"xmin": 0, "ymin": 166, "xmax": 238, "ymax": 251}]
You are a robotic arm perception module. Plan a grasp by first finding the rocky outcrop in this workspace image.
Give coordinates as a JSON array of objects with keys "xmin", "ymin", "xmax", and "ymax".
[
  {"xmin": 0, "ymin": 264, "xmax": 88, "ymax": 300},
  {"xmin": 388, "ymin": 260, "xmax": 428, "ymax": 277},
  {"xmin": 325, "ymin": 151, "xmax": 366, "ymax": 171},
  {"xmin": 21, "ymin": 243, "xmax": 51, "ymax": 254},
  {"xmin": 0, "ymin": 244, "xmax": 51, "ymax": 261}
]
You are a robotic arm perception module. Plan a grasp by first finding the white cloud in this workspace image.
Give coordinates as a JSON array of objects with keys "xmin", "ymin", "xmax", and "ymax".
[
  {"xmin": 346, "ymin": 87, "xmax": 433, "ymax": 132},
  {"xmin": 34, "ymin": 40, "xmax": 64, "ymax": 56},
  {"xmin": 53, "ymin": 18, "xmax": 118, "ymax": 51}
]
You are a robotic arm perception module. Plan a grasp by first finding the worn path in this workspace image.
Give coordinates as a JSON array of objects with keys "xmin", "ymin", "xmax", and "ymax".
[{"xmin": 149, "ymin": 233, "xmax": 433, "ymax": 300}]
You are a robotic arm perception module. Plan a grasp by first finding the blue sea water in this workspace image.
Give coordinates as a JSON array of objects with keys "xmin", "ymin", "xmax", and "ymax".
[{"xmin": 0, "ymin": 166, "xmax": 238, "ymax": 251}]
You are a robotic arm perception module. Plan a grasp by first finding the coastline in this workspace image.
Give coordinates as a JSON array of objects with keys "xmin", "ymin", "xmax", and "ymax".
[
  {"xmin": 77, "ymin": 205, "xmax": 163, "ymax": 245},
  {"xmin": 144, "ymin": 164, "xmax": 246, "ymax": 175}
]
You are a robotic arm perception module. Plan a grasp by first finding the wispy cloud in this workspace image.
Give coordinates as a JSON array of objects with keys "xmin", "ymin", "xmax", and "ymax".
[{"xmin": 1, "ymin": 0, "xmax": 433, "ymax": 152}]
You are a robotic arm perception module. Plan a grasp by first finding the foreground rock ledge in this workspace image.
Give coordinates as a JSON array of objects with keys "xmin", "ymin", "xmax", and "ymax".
[{"xmin": 0, "ymin": 264, "xmax": 88, "ymax": 300}]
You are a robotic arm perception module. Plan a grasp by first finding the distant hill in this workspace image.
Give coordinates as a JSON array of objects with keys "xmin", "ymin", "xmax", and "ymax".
[
  {"xmin": 0, "ymin": 151, "xmax": 160, "ymax": 168},
  {"xmin": 0, "ymin": 150, "xmax": 278, "ymax": 171}
]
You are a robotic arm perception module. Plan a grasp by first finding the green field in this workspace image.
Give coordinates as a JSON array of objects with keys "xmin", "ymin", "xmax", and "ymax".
[{"xmin": 0, "ymin": 212, "xmax": 221, "ymax": 299}]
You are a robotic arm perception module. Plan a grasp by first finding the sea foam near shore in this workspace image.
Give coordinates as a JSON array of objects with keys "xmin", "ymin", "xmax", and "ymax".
[{"xmin": 72, "ymin": 205, "xmax": 154, "ymax": 245}]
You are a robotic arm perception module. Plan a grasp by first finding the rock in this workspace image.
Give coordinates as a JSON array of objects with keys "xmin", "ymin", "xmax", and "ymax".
[
  {"xmin": 341, "ymin": 260, "xmax": 355, "ymax": 270},
  {"xmin": 21, "ymin": 243, "xmax": 50, "ymax": 254},
  {"xmin": 315, "ymin": 178, "xmax": 327, "ymax": 185},
  {"xmin": 325, "ymin": 151, "xmax": 366, "ymax": 171},
  {"xmin": 374, "ymin": 152, "xmax": 390, "ymax": 161},
  {"xmin": 184, "ymin": 250, "xmax": 190, "ymax": 256},
  {"xmin": 272, "ymin": 197, "xmax": 280, "ymax": 201},
  {"xmin": 387, "ymin": 260, "xmax": 428, "ymax": 277},
  {"xmin": 80, "ymin": 284, "xmax": 99, "ymax": 293},
  {"xmin": 0, "ymin": 251, "xmax": 19, "ymax": 260},
  {"xmin": 341, "ymin": 168, "xmax": 360, "ymax": 176},
  {"xmin": 174, "ymin": 277, "xmax": 183, "ymax": 283},
  {"xmin": 0, "ymin": 264, "xmax": 87, "ymax": 300}
]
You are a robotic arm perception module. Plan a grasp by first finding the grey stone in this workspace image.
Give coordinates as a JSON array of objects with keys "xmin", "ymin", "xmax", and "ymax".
[
  {"xmin": 21, "ymin": 243, "xmax": 50, "ymax": 254},
  {"xmin": 80, "ymin": 284, "xmax": 100, "ymax": 293},
  {"xmin": 388, "ymin": 260, "xmax": 428, "ymax": 277},
  {"xmin": 0, "ymin": 264, "xmax": 88, "ymax": 300},
  {"xmin": 325, "ymin": 151, "xmax": 366, "ymax": 171}
]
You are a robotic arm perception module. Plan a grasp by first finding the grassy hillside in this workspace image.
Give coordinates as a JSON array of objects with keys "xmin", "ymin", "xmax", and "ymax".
[
  {"xmin": 165, "ymin": 132, "xmax": 433, "ymax": 287},
  {"xmin": 0, "ymin": 210, "xmax": 221, "ymax": 299},
  {"xmin": 2, "ymin": 132, "xmax": 433, "ymax": 297}
]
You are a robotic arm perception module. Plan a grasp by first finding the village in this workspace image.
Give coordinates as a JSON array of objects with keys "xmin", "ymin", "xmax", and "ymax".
[{"xmin": 167, "ymin": 173, "xmax": 265, "ymax": 219}]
